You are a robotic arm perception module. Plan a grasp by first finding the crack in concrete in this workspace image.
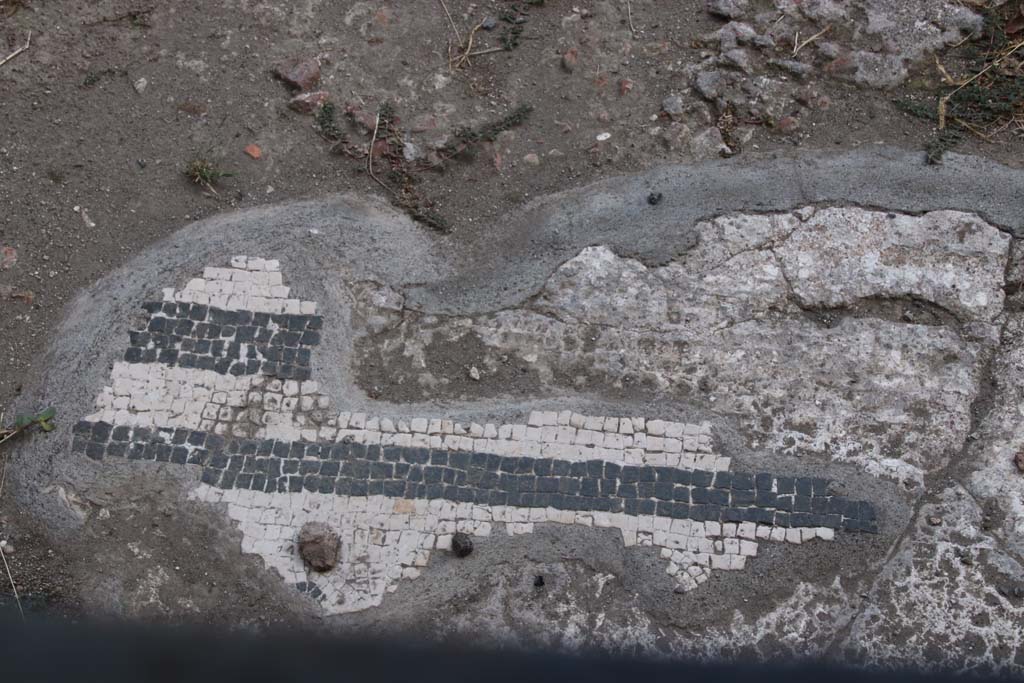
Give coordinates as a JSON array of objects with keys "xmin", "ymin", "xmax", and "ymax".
[
  {"xmin": 824, "ymin": 234, "xmax": 1021, "ymax": 657},
  {"xmin": 941, "ymin": 243, "xmax": 1024, "ymax": 569}
]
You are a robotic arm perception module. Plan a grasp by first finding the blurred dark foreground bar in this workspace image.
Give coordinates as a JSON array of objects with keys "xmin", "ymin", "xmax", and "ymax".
[{"xmin": 0, "ymin": 611, "xmax": 1018, "ymax": 683}]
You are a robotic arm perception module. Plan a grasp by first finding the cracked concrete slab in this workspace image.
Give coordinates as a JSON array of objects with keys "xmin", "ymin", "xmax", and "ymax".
[
  {"xmin": 843, "ymin": 484, "xmax": 1024, "ymax": 672},
  {"xmin": 965, "ymin": 309, "xmax": 1024, "ymax": 559},
  {"xmin": 7, "ymin": 148, "xmax": 1024, "ymax": 670}
]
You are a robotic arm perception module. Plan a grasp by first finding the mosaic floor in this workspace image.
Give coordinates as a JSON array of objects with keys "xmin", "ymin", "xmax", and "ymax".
[{"xmin": 71, "ymin": 256, "xmax": 877, "ymax": 614}]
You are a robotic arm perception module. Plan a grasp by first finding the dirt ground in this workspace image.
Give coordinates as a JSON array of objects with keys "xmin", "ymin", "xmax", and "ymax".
[{"xmin": 1, "ymin": 0, "xmax": 1023, "ymax": 621}]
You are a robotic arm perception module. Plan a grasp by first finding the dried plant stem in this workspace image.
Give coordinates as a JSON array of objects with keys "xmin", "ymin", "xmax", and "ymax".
[
  {"xmin": 792, "ymin": 25, "xmax": 830, "ymax": 56},
  {"xmin": 939, "ymin": 38, "xmax": 1024, "ymax": 129},
  {"xmin": 0, "ymin": 451, "xmax": 8, "ymax": 500},
  {"xmin": 953, "ymin": 116, "xmax": 994, "ymax": 141},
  {"xmin": 438, "ymin": 0, "xmax": 461, "ymax": 41},
  {"xmin": 0, "ymin": 30, "xmax": 31, "ymax": 70},
  {"xmin": 0, "ymin": 544, "xmax": 23, "ymax": 622},
  {"xmin": 367, "ymin": 111, "xmax": 395, "ymax": 196},
  {"xmin": 465, "ymin": 46, "xmax": 506, "ymax": 58},
  {"xmin": 451, "ymin": 22, "xmax": 484, "ymax": 69}
]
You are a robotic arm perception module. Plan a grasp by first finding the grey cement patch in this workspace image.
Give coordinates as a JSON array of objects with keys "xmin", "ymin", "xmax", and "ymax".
[
  {"xmin": 336, "ymin": 520, "xmax": 886, "ymax": 654},
  {"xmin": 7, "ymin": 148, "xmax": 1024, "ymax": 669},
  {"xmin": 403, "ymin": 148, "xmax": 1024, "ymax": 315}
]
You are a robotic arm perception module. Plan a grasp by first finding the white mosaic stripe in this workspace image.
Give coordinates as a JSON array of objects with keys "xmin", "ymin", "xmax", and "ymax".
[
  {"xmin": 88, "ymin": 363, "xmax": 270, "ymax": 430},
  {"xmin": 322, "ymin": 411, "xmax": 725, "ymax": 471},
  {"xmin": 163, "ymin": 255, "xmax": 318, "ymax": 315},
  {"xmin": 191, "ymin": 487, "xmax": 834, "ymax": 613},
  {"xmin": 88, "ymin": 362, "xmax": 726, "ymax": 470}
]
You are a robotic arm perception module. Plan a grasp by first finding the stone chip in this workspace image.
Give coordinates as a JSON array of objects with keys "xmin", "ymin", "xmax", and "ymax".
[{"xmin": 298, "ymin": 521, "xmax": 339, "ymax": 572}]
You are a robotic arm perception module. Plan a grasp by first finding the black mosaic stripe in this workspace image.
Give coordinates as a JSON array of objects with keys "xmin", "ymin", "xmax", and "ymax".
[
  {"xmin": 294, "ymin": 582, "xmax": 325, "ymax": 601},
  {"xmin": 71, "ymin": 420, "xmax": 879, "ymax": 533},
  {"xmin": 123, "ymin": 302, "xmax": 323, "ymax": 380}
]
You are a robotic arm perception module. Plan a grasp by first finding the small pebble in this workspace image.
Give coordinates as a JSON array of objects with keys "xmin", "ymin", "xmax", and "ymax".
[
  {"xmin": 451, "ymin": 532, "xmax": 473, "ymax": 558},
  {"xmin": 561, "ymin": 47, "xmax": 579, "ymax": 73},
  {"xmin": 662, "ymin": 94, "xmax": 684, "ymax": 118}
]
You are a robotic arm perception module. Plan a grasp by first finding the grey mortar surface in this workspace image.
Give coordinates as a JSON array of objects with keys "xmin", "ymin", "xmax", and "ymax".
[
  {"xmin": 7, "ymin": 147, "xmax": 1024, "ymax": 667},
  {"xmin": 404, "ymin": 147, "xmax": 1024, "ymax": 314}
]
